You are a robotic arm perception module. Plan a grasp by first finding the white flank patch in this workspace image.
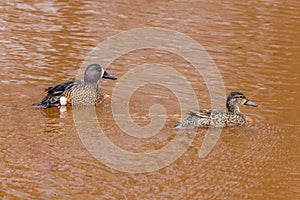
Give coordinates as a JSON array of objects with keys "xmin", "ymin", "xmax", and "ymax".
[{"xmin": 60, "ymin": 96, "xmax": 67, "ymax": 106}]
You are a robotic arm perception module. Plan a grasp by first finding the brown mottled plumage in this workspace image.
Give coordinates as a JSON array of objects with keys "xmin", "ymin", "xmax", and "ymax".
[
  {"xmin": 175, "ymin": 92, "xmax": 258, "ymax": 128},
  {"xmin": 33, "ymin": 64, "xmax": 117, "ymax": 108}
]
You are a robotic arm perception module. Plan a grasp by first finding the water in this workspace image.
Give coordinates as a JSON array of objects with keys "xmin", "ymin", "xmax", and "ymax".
[{"xmin": 0, "ymin": 0, "xmax": 299, "ymax": 199}]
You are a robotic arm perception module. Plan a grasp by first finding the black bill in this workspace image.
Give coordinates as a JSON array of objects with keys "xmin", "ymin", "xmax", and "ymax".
[{"xmin": 103, "ymin": 71, "xmax": 117, "ymax": 80}]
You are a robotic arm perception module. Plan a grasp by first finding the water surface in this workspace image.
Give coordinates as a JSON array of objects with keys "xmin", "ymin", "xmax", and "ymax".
[{"xmin": 0, "ymin": 0, "xmax": 299, "ymax": 199}]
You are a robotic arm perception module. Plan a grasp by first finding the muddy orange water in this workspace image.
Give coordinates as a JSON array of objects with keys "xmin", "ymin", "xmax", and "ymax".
[{"xmin": 1, "ymin": 1, "xmax": 299, "ymax": 199}]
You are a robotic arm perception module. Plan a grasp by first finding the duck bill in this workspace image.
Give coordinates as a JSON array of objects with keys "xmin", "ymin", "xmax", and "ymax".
[
  {"xmin": 103, "ymin": 71, "xmax": 117, "ymax": 80},
  {"xmin": 244, "ymin": 100, "xmax": 258, "ymax": 107}
]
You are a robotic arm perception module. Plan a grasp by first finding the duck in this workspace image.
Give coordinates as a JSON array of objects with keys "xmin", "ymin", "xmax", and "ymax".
[
  {"xmin": 33, "ymin": 64, "xmax": 117, "ymax": 108},
  {"xmin": 175, "ymin": 92, "xmax": 258, "ymax": 128}
]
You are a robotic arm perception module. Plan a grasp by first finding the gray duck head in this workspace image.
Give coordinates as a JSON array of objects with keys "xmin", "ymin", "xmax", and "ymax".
[
  {"xmin": 84, "ymin": 64, "xmax": 117, "ymax": 83},
  {"xmin": 226, "ymin": 92, "xmax": 258, "ymax": 113}
]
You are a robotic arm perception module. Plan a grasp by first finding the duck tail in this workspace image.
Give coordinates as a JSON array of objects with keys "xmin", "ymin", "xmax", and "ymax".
[
  {"xmin": 32, "ymin": 95, "xmax": 60, "ymax": 108},
  {"xmin": 32, "ymin": 102, "xmax": 48, "ymax": 108},
  {"xmin": 32, "ymin": 101, "xmax": 59, "ymax": 108},
  {"xmin": 174, "ymin": 123, "xmax": 186, "ymax": 129}
]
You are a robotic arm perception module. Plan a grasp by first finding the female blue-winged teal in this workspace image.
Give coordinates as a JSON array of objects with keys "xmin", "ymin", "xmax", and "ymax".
[
  {"xmin": 175, "ymin": 92, "xmax": 258, "ymax": 128},
  {"xmin": 33, "ymin": 64, "xmax": 117, "ymax": 108}
]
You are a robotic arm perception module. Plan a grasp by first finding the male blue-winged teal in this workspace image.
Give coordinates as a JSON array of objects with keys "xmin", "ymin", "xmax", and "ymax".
[
  {"xmin": 175, "ymin": 92, "xmax": 258, "ymax": 128},
  {"xmin": 33, "ymin": 64, "xmax": 117, "ymax": 108}
]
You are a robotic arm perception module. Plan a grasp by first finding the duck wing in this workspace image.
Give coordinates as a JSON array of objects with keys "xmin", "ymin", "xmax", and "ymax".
[
  {"xmin": 174, "ymin": 110, "xmax": 213, "ymax": 129},
  {"xmin": 45, "ymin": 81, "xmax": 77, "ymax": 96},
  {"xmin": 33, "ymin": 81, "xmax": 79, "ymax": 108},
  {"xmin": 188, "ymin": 110, "xmax": 212, "ymax": 118}
]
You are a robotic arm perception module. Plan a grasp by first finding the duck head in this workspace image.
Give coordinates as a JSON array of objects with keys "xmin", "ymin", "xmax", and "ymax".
[
  {"xmin": 226, "ymin": 92, "xmax": 258, "ymax": 113},
  {"xmin": 84, "ymin": 64, "xmax": 117, "ymax": 83}
]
